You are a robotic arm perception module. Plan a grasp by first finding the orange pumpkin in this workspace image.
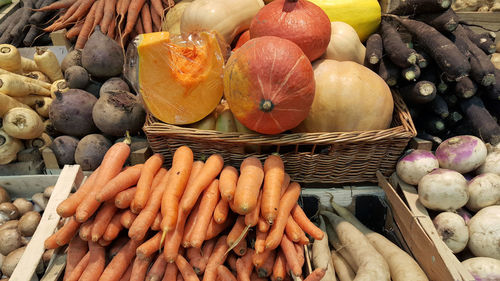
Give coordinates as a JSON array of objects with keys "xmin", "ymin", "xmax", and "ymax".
[
  {"xmin": 233, "ymin": 30, "xmax": 250, "ymax": 51},
  {"xmin": 223, "ymin": 36, "xmax": 315, "ymax": 135}
]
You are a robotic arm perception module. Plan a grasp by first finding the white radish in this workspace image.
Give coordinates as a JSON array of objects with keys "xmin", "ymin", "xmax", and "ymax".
[
  {"xmin": 34, "ymin": 48, "xmax": 63, "ymax": 82},
  {"xmin": 0, "ymin": 44, "xmax": 22, "ymax": 74},
  {"xmin": 468, "ymin": 205, "xmax": 500, "ymax": 259},
  {"xmin": 0, "ymin": 74, "xmax": 51, "ymax": 97},
  {"xmin": 462, "ymin": 257, "xmax": 500, "ymax": 281},
  {"xmin": 396, "ymin": 150, "xmax": 439, "ymax": 185},
  {"xmin": 435, "ymin": 135, "xmax": 487, "ymax": 173},
  {"xmin": 330, "ymin": 250, "xmax": 355, "ymax": 281},
  {"xmin": 466, "ymin": 173, "xmax": 500, "ymax": 212},
  {"xmin": 312, "ymin": 216, "xmax": 336, "ymax": 281},
  {"xmin": 2, "ymin": 107, "xmax": 45, "ymax": 139},
  {"xmin": 432, "ymin": 212, "xmax": 469, "ymax": 253},
  {"xmin": 418, "ymin": 168, "xmax": 469, "ymax": 211},
  {"xmin": 0, "ymin": 129, "xmax": 24, "ymax": 165}
]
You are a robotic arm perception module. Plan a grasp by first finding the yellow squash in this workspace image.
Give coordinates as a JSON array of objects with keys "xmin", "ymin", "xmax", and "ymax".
[{"xmin": 308, "ymin": 0, "xmax": 381, "ymax": 42}]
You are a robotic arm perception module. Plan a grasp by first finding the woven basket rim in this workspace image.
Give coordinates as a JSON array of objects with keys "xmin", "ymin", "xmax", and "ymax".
[{"xmin": 144, "ymin": 90, "xmax": 417, "ymax": 145}]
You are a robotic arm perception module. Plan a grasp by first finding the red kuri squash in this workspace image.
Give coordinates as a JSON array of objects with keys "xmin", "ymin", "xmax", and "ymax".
[
  {"xmin": 223, "ymin": 36, "xmax": 315, "ymax": 135},
  {"xmin": 233, "ymin": 30, "xmax": 250, "ymax": 51},
  {"xmin": 249, "ymin": 0, "xmax": 331, "ymax": 61}
]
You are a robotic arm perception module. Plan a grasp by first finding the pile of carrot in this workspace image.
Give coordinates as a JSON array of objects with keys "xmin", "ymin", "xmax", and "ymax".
[
  {"xmin": 36, "ymin": 0, "xmax": 174, "ymax": 49},
  {"xmin": 44, "ymin": 143, "xmax": 327, "ymax": 281}
]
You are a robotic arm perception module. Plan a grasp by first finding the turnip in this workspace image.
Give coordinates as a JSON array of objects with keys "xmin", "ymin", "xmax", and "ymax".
[
  {"xmin": 396, "ymin": 149, "xmax": 439, "ymax": 185},
  {"xmin": 418, "ymin": 168, "xmax": 469, "ymax": 211},
  {"xmin": 466, "ymin": 173, "xmax": 500, "ymax": 212},
  {"xmin": 433, "ymin": 212, "xmax": 469, "ymax": 253},
  {"xmin": 435, "ymin": 135, "xmax": 487, "ymax": 173},
  {"xmin": 462, "ymin": 257, "xmax": 500, "ymax": 281},
  {"xmin": 477, "ymin": 149, "xmax": 500, "ymax": 176},
  {"xmin": 468, "ymin": 205, "xmax": 500, "ymax": 259}
]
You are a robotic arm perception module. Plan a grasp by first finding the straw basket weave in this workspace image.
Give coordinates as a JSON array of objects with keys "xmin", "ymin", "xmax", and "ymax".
[{"xmin": 144, "ymin": 91, "xmax": 416, "ymax": 184}]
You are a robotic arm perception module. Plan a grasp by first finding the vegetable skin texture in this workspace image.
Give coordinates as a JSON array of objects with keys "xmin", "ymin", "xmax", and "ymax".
[
  {"xmin": 82, "ymin": 26, "xmax": 124, "ymax": 79},
  {"xmin": 311, "ymin": 216, "xmax": 336, "ymax": 281},
  {"xmin": 415, "ymin": 9, "xmax": 459, "ymax": 33},
  {"xmin": 74, "ymin": 134, "xmax": 112, "ymax": 171},
  {"xmin": 418, "ymin": 168, "xmax": 469, "ymax": 211},
  {"xmin": 460, "ymin": 96, "xmax": 500, "ymax": 145},
  {"xmin": 233, "ymin": 157, "xmax": 264, "ymax": 215},
  {"xmin": 435, "ymin": 135, "xmax": 487, "ymax": 173},
  {"xmin": 387, "ymin": 0, "xmax": 451, "ymax": 15},
  {"xmin": 2, "ymin": 107, "xmax": 44, "ymax": 139},
  {"xmin": 461, "ymin": 257, "xmax": 500, "ymax": 281},
  {"xmin": 34, "ymin": 47, "xmax": 63, "ymax": 82},
  {"xmin": 467, "ymin": 205, "xmax": 500, "ymax": 259},
  {"xmin": 364, "ymin": 33, "xmax": 383, "ymax": 66},
  {"xmin": 0, "ymin": 74, "xmax": 51, "ymax": 97},
  {"xmin": 400, "ymin": 80, "xmax": 436, "ymax": 104},
  {"xmin": 466, "ymin": 173, "xmax": 500, "ymax": 212},
  {"xmin": 455, "ymin": 76, "xmax": 477, "ymax": 99},
  {"xmin": 380, "ymin": 20, "xmax": 417, "ymax": 68},
  {"xmin": 396, "ymin": 149, "xmax": 439, "ymax": 185},
  {"xmin": 0, "ymin": 44, "xmax": 21, "ymax": 74}
]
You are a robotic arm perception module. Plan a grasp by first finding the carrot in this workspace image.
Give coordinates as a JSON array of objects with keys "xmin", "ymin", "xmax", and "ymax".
[
  {"xmin": 134, "ymin": 18, "xmax": 143, "ymax": 35},
  {"xmin": 103, "ymin": 211, "xmax": 124, "ymax": 241},
  {"xmin": 66, "ymin": 21, "xmax": 84, "ymax": 39},
  {"xmin": 44, "ymin": 232, "xmax": 58, "ymax": 249},
  {"xmin": 132, "ymin": 154, "xmax": 164, "ymax": 213},
  {"xmin": 181, "ymin": 198, "xmax": 202, "ymax": 248},
  {"xmin": 303, "ymin": 268, "xmax": 326, "ymax": 281},
  {"xmin": 107, "ymin": 10, "xmax": 117, "ymax": 38},
  {"xmin": 189, "ymin": 179, "xmax": 220, "ymax": 248},
  {"xmin": 79, "ymin": 218, "xmax": 94, "ymax": 241},
  {"xmin": 80, "ymin": 241, "xmax": 106, "ymax": 281},
  {"xmin": 161, "ymin": 146, "xmax": 194, "ymax": 233},
  {"xmin": 150, "ymin": 0, "xmax": 163, "ymax": 18},
  {"xmin": 35, "ymin": 0, "xmax": 77, "ymax": 11},
  {"xmin": 285, "ymin": 215, "xmax": 304, "ymax": 243},
  {"xmin": 120, "ymin": 266, "xmax": 133, "ymax": 281},
  {"xmin": 162, "ymin": 262, "xmax": 178, "ymax": 281},
  {"xmin": 76, "ymin": 142, "xmax": 131, "ymax": 222},
  {"xmin": 294, "ymin": 243, "xmax": 304, "ymax": 269},
  {"xmin": 64, "ymin": 235, "xmax": 89, "ymax": 280},
  {"xmin": 205, "ymin": 215, "xmax": 232, "ymax": 241},
  {"xmin": 75, "ymin": 3, "xmax": 99, "ymax": 49},
  {"xmin": 130, "ymin": 256, "xmax": 152, "ymax": 281},
  {"xmin": 163, "ymin": 210, "xmax": 187, "ymax": 262},
  {"xmin": 122, "ymin": 0, "xmax": 146, "ymax": 38},
  {"xmin": 176, "ymin": 255, "xmax": 200, "ymax": 281},
  {"xmin": 226, "ymin": 216, "xmax": 246, "ymax": 249},
  {"xmin": 141, "ymin": 3, "xmax": 152, "ymax": 33},
  {"xmin": 216, "ymin": 265, "xmax": 236, "ymax": 281},
  {"xmin": 265, "ymin": 182, "xmax": 301, "ymax": 250},
  {"xmin": 92, "ymin": 201, "xmax": 118, "ymax": 242},
  {"xmin": 116, "ymin": 187, "xmax": 137, "ymax": 209},
  {"xmin": 129, "ymin": 170, "xmax": 170, "ymax": 241},
  {"xmin": 203, "ymin": 235, "xmax": 229, "ymax": 281},
  {"xmin": 234, "ymin": 157, "xmax": 264, "ymax": 215},
  {"xmin": 232, "ymin": 238, "xmax": 247, "ymax": 257},
  {"xmin": 65, "ymin": 252, "xmax": 90, "ymax": 281},
  {"xmin": 291, "ymin": 204, "xmax": 324, "ymax": 240},
  {"xmin": 254, "ymin": 230, "xmax": 267, "ymax": 254},
  {"xmin": 180, "ymin": 154, "xmax": 224, "ymax": 216},
  {"xmin": 235, "ymin": 248, "xmax": 254, "ymax": 281},
  {"xmin": 98, "ymin": 238, "xmax": 113, "ymax": 246},
  {"xmin": 213, "ymin": 199, "xmax": 229, "ymax": 224},
  {"xmin": 186, "ymin": 247, "xmax": 203, "ymax": 273},
  {"xmin": 280, "ymin": 235, "xmax": 301, "ymax": 276},
  {"xmin": 250, "ymin": 271, "xmax": 268, "ymax": 281},
  {"xmin": 257, "ymin": 250, "xmax": 276, "ymax": 277},
  {"xmin": 252, "ymin": 249, "xmax": 272, "ymax": 268},
  {"xmin": 151, "ymin": 213, "xmax": 162, "ymax": 231},
  {"xmin": 121, "ymin": 209, "xmax": 138, "ymax": 229},
  {"xmin": 109, "ymin": 236, "xmax": 130, "ymax": 259},
  {"xmin": 146, "ymin": 254, "xmax": 168, "ymax": 281},
  {"xmin": 219, "ymin": 166, "xmax": 238, "ymax": 202},
  {"xmin": 150, "ymin": 3, "xmax": 161, "ymax": 32},
  {"xmin": 226, "ymin": 253, "xmax": 238, "ymax": 272},
  {"xmin": 272, "ymin": 251, "xmax": 286, "ymax": 281},
  {"xmin": 136, "ymin": 232, "xmax": 162, "ymax": 259},
  {"xmin": 261, "ymin": 155, "xmax": 284, "ymax": 225},
  {"xmin": 56, "ymin": 216, "xmax": 81, "ymax": 246},
  {"xmin": 176, "ymin": 273, "xmax": 183, "ymax": 281},
  {"xmin": 227, "ymin": 191, "xmax": 262, "ymax": 254},
  {"xmin": 92, "ymin": 0, "xmax": 105, "ymax": 32},
  {"xmin": 258, "ymin": 217, "xmax": 270, "ymax": 233},
  {"xmin": 100, "ymin": 0, "xmax": 117, "ymax": 34},
  {"xmin": 101, "ymin": 238, "xmax": 143, "ymax": 281},
  {"xmin": 57, "ymin": 167, "xmax": 100, "ymax": 217},
  {"xmin": 97, "ymin": 164, "xmax": 143, "ymax": 202},
  {"xmin": 194, "ymin": 238, "xmax": 216, "ymax": 274},
  {"xmin": 116, "ymin": 0, "xmax": 130, "ymax": 39}
]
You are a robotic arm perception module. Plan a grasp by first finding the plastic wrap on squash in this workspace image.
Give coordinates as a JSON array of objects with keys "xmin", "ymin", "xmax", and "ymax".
[{"xmin": 124, "ymin": 31, "xmax": 226, "ymax": 125}]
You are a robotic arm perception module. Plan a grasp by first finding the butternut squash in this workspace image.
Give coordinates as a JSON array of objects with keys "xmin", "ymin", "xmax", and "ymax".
[{"xmin": 324, "ymin": 22, "xmax": 366, "ymax": 65}]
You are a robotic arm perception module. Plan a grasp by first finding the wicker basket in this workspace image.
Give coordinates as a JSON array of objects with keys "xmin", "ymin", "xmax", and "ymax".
[{"xmin": 144, "ymin": 91, "xmax": 416, "ymax": 184}]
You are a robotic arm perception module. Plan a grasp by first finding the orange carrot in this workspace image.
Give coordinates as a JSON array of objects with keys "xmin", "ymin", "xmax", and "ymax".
[
  {"xmin": 98, "ymin": 237, "xmax": 113, "ymax": 246},
  {"xmin": 64, "ymin": 235, "xmax": 89, "ymax": 280},
  {"xmin": 135, "ymin": 16, "xmax": 144, "ymax": 35},
  {"xmin": 205, "ymin": 215, "xmax": 232, "ymax": 241},
  {"xmin": 163, "ymin": 210, "xmax": 187, "ymax": 262},
  {"xmin": 100, "ymin": 238, "xmax": 143, "ymax": 281},
  {"xmin": 226, "ymin": 216, "xmax": 246, "ymax": 249},
  {"xmin": 252, "ymin": 249, "xmax": 272, "ymax": 268},
  {"xmin": 100, "ymin": 0, "xmax": 117, "ymax": 34},
  {"xmin": 115, "ymin": 187, "xmax": 137, "ymax": 209},
  {"xmin": 42, "ymin": 0, "xmax": 82, "ymax": 31},
  {"xmin": 226, "ymin": 253, "xmax": 237, "ymax": 272},
  {"xmin": 65, "ymin": 252, "xmax": 90, "ymax": 281},
  {"xmin": 250, "ymin": 271, "xmax": 268, "ymax": 281},
  {"xmin": 265, "ymin": 182, "xmax": 301, "ymax": 250},
  {"xmin": 57, "ymin": 167, "xmax": 100, "ymax": 217},
  {"xmin": 130, "ymin": 256, "xmax": 152, "ymax": 281},
  {"xmin": 216, "ymin": 265, "xmax": 237, "ymax": 281},
  {"xmin": 256, "ymin": 250, "xmax": 276, "ymax": 278},
  {"xmin": 254, "ymin": 230, "xmax": 267, "ymax": 254},
  {"xmin": 121, "ymin": 209, "xmax": 138, "ymax": 229},
  {"xmin": 141, "ymin": 3, "xmax": 152, "ymax": 33},
  {"xmin": 303, "ymin": 268, "xmax": 326, "ymax": 281},
  {"xmin": 176, "ymin": 273, "xmax": 183, "ymax": 281},
  {"xmin": 162, "ymin": 262, "xmax": 178, "ymax": 281},
  {"xmin": 202, "ymin": 235, "xmax": 229, "ymax": 281},
  {"xmin": 189, "ymin": 238, "xmax": 216, "ymax": 275},
  {"xmin": 186, "ymin": 247, "xmax": 202, "ymax": 273},
  {"xmin": 151, "ymin": 212, "xmax": 162, "ymax": 231},
  {"xmin": 97, "ymin": 164, "xmax": 143, "ymax": 202},
  {"xmin": 107, "ymin": 10, "xmax": 117, "ymax": 38},
  {"xmin": 291, "ymin": 204, "xmax": 324, "ymax": 241},
  {"xmin": 280, "ymin": 235, "xmax": 301, "ymax": 276},
  {"xmin": 189, "ymin": 180, "xmax": 220, "ymax": 248},
  {"xmin": 120, "ymin": 265, "xmax": 133, "ymax": 281},
  {"xmin": 150, "ymin": 0, "xmax": 163, "ymax": 18},
  {"xmin": 56, "ymin": 216, "xmax": 81, "ymax": 246},
  {"xmin": 92, "ymin": 0, "xmax": 105, "ymax": 32},
  {"xmin": 179, "ymin": 154, "xmax": 224, "ymax": 216},
  {"xmin": 79, "ymin": 218, "xmax": 94, "ymax": 241},
  {"xmin": 35, "ymin": 0, "xmax": 77, "ymax": 11},
  {"xmin": 285, "ymin": 215, "xmax": 304, "ymax": 243},
  {"xmin": 233, "ymin": 157, "xmax": 264, "ymax": 215},
  {"xmin": 76, "ymin": 142, "xmax": 131, "ymax": 222},
  {"xmin": 79, "ymin": 241, "xmax": 106, "ymax": 281},
  {"xmin": 92, "ymin": 201, "xmax": 118, "ymax": 242},
  {"xmin": 149, "ymin": 3, "xmax": 161, "ymax": 32},
  {"xmin": 245, "ymin": 191, "xmax": 262, "ymax": 228},
  {"xmin": 103, "ymin": 211, "xmax": 124, "ymax": 241},
  {"xmin": 181, "ymin": 198, "xmax": 202, "ymax": 248},
  {"xmin": 75, "ymin": 1, "xmax": 98, "ymax": 49},
  {"xmin": 132, "ymin": 154, "xmax": 164, "ymax": 213},
  {"xmin": 294, "ymin": 243, "xmax": 304, "ymax": 269},
  {"xmin": 109, "ymin": 236, "xmax": 130, "ymax": 258},
  {"xmin": 161, "ymin": 146, "xmax": 194, "ymax": 233},
  {"xmin": 261, "ymin": 155, "xmax": 284, "ymax": 225},
  {"xmin": 219, "ymin": 166, "xmax": 238, "ymax": 202},
  {"xmin": 258, "ymin": 217, "xmax": 270, "ymax": 233},
  {"xmin": 279, "ymin": 173, "xmax": 291, "ymax": 197},
  {"xmin": 122, "ymin": 0, "xmax": 146, "ymax": 38},
  {"xmin": 235, "ymin": 248, "xmax": 254, "ymax": 281},
  {"xmin": 147, "ymin": 254, "xmax": 168, "ymax": 281},
  {"xmin": 129, "ymin": 170, "xmax": 170, "ymax": 241},
  {"xmin": 65, "ymin": 0, "xmax": 96, "ymax": 27},
  {"xmin": 44, "ymin": 232, "xmax": 58, "ymax": 249},
  {"xmin": 272, "ymin": 251, "xmax": 286, "ymax": 281},
  {"xmin": 176, "ymin": 255, "xmax": 199, "ymax": 281},
  {"xmin": 66, "ymin": 21, "xmax": 84, "ymax": 39},
  {"xmin": 136, "ymin": 232, "xmax": 162, "ymax": 259},
  {"xmin": 116, "ymin": 0, "xmax": 130, "ymax": 38},
  {"xmin": 232, "ymin": 238, "xmax": 247, "ymax": 257},
  {"xmin": 213, "ymin": 199, "xmax": 229, "ymax": 224}
]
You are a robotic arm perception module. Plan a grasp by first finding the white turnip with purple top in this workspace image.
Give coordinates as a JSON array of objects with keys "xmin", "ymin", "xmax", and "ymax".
[
  {"xmin": 396, "ymin": 150, "xmax": 439, "ymax": 185},
  {"xmin": 466, "ymin": 173, "xmax": 500, "ymax": 212},
  {"xmin": 435, "ymin": 135, "xmax": 487, "ymax": 173},
  {"xmin": 462, "ymin": 257, "xmax": 500, "ymax": 281},
  {"xmin": 418, "ymin": 168, "xmax": 469, "ymax": 211},
  {"xmin": 433, "ymin": 212, "xmax": 469, "ymax": 253},
  {"xmin": 468, "ymin": 205, "xmax": 500, "ymax": 259}
]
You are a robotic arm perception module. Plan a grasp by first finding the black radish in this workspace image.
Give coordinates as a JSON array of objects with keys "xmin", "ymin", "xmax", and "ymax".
[
  {"xmin": 455, "ymin": 77, "xmax": 477, "ymax": 99},
  {"xmin": 380, "ymin": 20, "xmax": 417, "ymax": 68},
  {"xmin": 387, "ymin": 0, "xmax": 451, "ymax": 15},
  {"xmin": 460, "ymin": 96, "xmax": 500, "ymax": 145},
  {"xmin": 415, "ymin": 9, "xmax": 458, "ymax": 33},
  {"xmin": 400, "ymin": 80, "xmax": 437, "ymax": 104}
]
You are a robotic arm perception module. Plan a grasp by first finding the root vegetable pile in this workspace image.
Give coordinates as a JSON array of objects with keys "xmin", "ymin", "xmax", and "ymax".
[{"xmin": 44, "ymin": 144, "xmax": 326, "ymax": 281}]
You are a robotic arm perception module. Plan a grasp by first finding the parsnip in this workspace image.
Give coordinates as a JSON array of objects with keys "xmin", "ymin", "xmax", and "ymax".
[
  {"xmin": 312, "ymin": 216, "xmax": 336, "ymax": 281},
  {"xmin": 0, "ymin": 44, "xmax": 22, "ymax": 74},
  {"xmin": 34, "ymin": 48, "xmax": 63, "ymax": 82},
  {"xmin": 0, "ymin": 74, "xmax": 51, "ymax": 97},
  {"xmin": 13, "ymin": 95, "xmax": 47, "ymax": 107},
  {"xmin": 25, "ymin": 71, "xmax": 50, "ymax": 83},
  {"xmin": 0, "ymin": 129, "xmax": 24, "ymax": 165},
  {"xmin": 0, "ymin": 68, "xmax": 51, "ymax": 90},
  {"xmin": 0, "ymin": 94, "xmax": 30, "ymax": 117},
  {"xmin": 21, "ymin": 57, "xmax": 39, "ymax": 73},
  {"xmin": 2, "ymin": 107, "xmax": 45, "ymax": 139},
  {"xmin": 321, "ymin": 211, "xmax": 391, "ymax": 281},
  {"xmin": 26, "ymin": 133, "xmax": 52, "ymax": 151},
  {"xmin": 50, "ymin": 79, "xmax": 68, "ymax": 99},
  {"xmin": 331, "ymin": 250, "xmax": 355, "ymax": 281},
  {"xmin": 35, "ymin": 97, "xmax": 52, "ymax": 118}
]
